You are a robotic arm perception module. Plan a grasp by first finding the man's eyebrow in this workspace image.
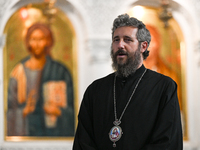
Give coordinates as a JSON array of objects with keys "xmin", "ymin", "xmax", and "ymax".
[
  {"xmin": 113, "ymin": 35, "xmax": 133, "ymax": 40},
  {"xmin": 124, "ymin": 35, "xmax": 132, "ymax": 39},
  {"xmin": 113, "ymin": 36, "xmax": 119, "ymax": 39}
]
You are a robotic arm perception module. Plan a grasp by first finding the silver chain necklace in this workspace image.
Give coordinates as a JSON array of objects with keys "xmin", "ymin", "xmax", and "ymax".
[{"xmin": 109, "ymin": 69, "xmax": 147, "ymax": 147}]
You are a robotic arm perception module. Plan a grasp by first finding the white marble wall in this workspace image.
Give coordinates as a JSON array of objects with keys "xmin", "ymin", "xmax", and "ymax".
[{"xmin": 1, "ymin": 0, "xmax": 200, "ymax": 149}]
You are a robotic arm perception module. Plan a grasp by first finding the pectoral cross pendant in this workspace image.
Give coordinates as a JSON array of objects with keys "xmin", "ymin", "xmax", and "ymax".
[{"xmin": 109, "ymin": 120, "xmax": 123, "ymax": 147}]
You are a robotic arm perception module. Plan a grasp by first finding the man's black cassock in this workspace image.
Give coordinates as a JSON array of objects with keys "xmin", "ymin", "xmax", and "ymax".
[{"xmin": 73, "ymin": 65, "xmax": 183, "ymax": 150}]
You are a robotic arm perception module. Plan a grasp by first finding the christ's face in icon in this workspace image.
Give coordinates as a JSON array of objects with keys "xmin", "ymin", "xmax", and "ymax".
[{"xmin": 29, "ymin": 29, "xmax": 48, "ymax": 58}]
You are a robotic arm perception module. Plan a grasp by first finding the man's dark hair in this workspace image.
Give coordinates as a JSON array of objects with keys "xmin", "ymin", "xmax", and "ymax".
[{"xmin": 112, "ymin": 14, "xmax": 151, "ymax": 60}]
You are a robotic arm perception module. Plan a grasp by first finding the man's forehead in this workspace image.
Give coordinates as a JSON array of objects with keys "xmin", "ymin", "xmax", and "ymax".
[{"xmin": 113, "ymin": 26, "xmax": 138, "ymax": 37}]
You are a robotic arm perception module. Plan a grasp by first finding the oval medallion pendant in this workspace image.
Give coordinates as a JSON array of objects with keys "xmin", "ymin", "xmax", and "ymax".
[{"xmin": 109, "ymin": 126, "xmax": 123, "ymax": 147}]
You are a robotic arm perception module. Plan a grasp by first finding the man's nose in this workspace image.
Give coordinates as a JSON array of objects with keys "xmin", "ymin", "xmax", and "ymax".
[{"xmin": 118, "ymin": 40, "xmax": 125, "ymax": 49}]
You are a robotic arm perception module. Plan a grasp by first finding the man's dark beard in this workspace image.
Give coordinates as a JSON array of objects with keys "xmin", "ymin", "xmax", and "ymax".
[{"xmin": 111, "ymin": 47, "xmax": 142, "ymax": 77}]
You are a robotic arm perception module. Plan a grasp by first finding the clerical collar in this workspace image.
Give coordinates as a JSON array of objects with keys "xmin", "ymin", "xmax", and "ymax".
[{"xmin": 116, "ymin": 65, "xmax": 146, "ymax": 87}]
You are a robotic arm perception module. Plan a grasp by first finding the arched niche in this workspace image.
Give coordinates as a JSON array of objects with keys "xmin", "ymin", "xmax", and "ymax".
[
  {"xmin": 127, "ymin": 4, "xmax": 187, "ymax": 139},
  {"xmin": 0, "ymin": 0, "xmax": 88, "ymax": 149}
]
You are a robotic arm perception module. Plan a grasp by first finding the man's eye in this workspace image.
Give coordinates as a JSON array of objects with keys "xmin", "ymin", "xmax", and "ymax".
[
  {"xmin": 124, "ymin": 38, "xmax": 132, "ymax": 42},
  {"xmin": 113, "ymin": 39, "xmax": 119, "ymax": 42}
]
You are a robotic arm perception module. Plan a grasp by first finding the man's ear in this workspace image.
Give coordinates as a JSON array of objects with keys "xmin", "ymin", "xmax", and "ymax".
[{"xmin": 140, "ymin": 41, "xmax": 148, "ymax": 53}]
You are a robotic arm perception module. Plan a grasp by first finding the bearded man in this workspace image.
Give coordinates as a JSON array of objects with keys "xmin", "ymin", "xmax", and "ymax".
[{"xmin": 73, "ymin": 14, "xmax": 183, "ymax": 150}]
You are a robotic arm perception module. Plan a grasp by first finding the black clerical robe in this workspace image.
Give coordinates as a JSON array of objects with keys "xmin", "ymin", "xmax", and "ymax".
[{"xmin": 73, "ymin": 65, "xmax": 183, "ymax": 150}]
